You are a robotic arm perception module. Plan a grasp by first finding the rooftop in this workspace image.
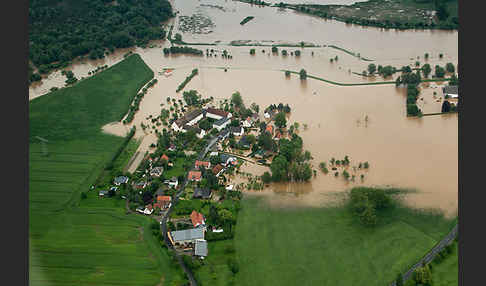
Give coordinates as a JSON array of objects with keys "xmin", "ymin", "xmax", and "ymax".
[
  {"xmin": 171, "ymin": 228, "xmax": 205, "ymax": 242},
  {"xmin": 214, "ymin": 117, "xmax": 230, "ymax": 126},
  {"xmin": 443, "ymin": 85, "xmax": 458, "ymax": 95},
  {"xmin": 206, "ymin": 107, "xmax": 229, "ymax": 117},
  {"xmin": 193, "ymin": 188, "xmax": 212, "ymax": 199},
  {"xmin": 195, "ymin": 239, "xmax": 208, "ymax": 257}
]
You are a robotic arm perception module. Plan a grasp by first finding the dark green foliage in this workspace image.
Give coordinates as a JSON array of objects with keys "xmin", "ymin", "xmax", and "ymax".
[
  {"xmin": 177, "ymin": 69, "xmax": 199, "ymax": 93},
  {"xmin": 29, "ymin": 0, "xmax": 172, "ymax": 72},
  {"xmin": 422, "ymin": 63, "xmax": 432, "ymax": 78},
  {"xmin": 349, "ymin": 187, "xmax": 392, "ymax": 226},
  {"xmin": 164, "ymin": 46, "xmax": 203, "ymax": 56},
  {"xmin": 449, "ymin": 73, "xmax": 458, "ymax": 86},
  {"xmin": 379, "ymin": 65, "xmax": 395, "ymax": 77},
  {"xmin": 435, "ymin": 65, "xmax": 446, "ymax": 78},
  {"xmin": 231, "ymin": 91, "xmax": 244, "ymax": 109},
  {"xmin": 274, "ymin": 112, "xmax": 287, "ymax": 128},
  {"xmin": 250, "ymin": 49, "xmax": 256, "ymax": 55},
  {"xmin": 441, "ymin": 100, "xmax": 451, "ymax": 113},
  {"xmin": 407, "ymin": 103, "xmax": 422, "ymax": 117},
  {"xmin": 294, "ymin": 50, "xmax": 301, "ymax": 56},
  {"xmin": 285, "ymin": 70, "xmax": 291, "ymax": 77},
  {"xmin": 271, "ymin": 46, "xmax": 278, "ymax": 53},
  {"xmin": 240, "ymin": 16, "xmax": 254, "ymax": 25},
  {"xmin": 367, "ymin": 64, "xmax": 376, "ymax": 74},
  {"xmin": 261, "ymin": 171, "xmax": 272, "ymax": 183},
  {"xmin": 396, "ymin": 273, "xmax": 403, "ymax": 286},
  {"xmin": 299, "ymin": 69, "xmax": 307, "ymax": 80},
  {"xmin": 282, "ymin": 50, "xmax": 288, "ymax": 56},
  {"xmin": 445, "ymin": 62, "xmax": 455, "ymax": 73},
  {"xmin": 182, "ymin": 89, "xmax": 200, "ymax": 106}
]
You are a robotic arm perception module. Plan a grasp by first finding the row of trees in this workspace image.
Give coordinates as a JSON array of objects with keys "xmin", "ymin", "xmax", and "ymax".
[
  {"xmin": 163, "ymin": 46, "xmax": 204, "ymax": 56},
  {"xmin": 177, "ymin": 69, "xmax": 199, "ymax": 93},
  {"xmin": 29, "ymin": 0, "xmax": 173, "ymax": 76}
]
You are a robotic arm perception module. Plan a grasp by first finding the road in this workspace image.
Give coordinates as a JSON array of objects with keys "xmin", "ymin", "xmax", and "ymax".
[
  {"xmin": 159, "ymin": 135, "xmax": 219, "ymax": 286},
  {"xmin": 389, "ymin": 223, "xmax": 458, "ymax": 285}
]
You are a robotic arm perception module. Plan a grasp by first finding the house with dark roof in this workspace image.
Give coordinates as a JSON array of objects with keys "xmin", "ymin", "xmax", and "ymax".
[
  {"xmin": 218, "ymin": 129, "xmax": 230, "ymax": 141},
  {"xmin": 443, "ymin": 85, "xmax": 458, "ymax": 99},
  {"xmin": 205, "ymin": 107, "xmax": 232, "ymax": 120},
  {"xmin": 134, "ymin": 181, "xmax": 147, "ymax": 190},
  {"xmin": 171, "ymin": 109, "xmax": 205, "ymax": 132},
  {"xmin": 238, "ymin": 135, "xmax": 251, "ymax": 149},
  {"xmin": 113, "ymin": 176, "xmax": 129, "ymax": 185},
  {"xmin": 182, "ymin": 124, "xmax": 206, "ymax": 139},
  {"xmin": 193, "ymin": 188, "xmax": 212, "ymax": 199},
  {"xmin": 213, "ymin": 117, "xmax": 231, "ymax": 131},
  {"xmin": 99, "ymin": 190, "xmax": 110, "ymax": 197},
  {"xmin": 164, "ymin": 177, "xmax": 179, "ymax": 188},
  {"xmin": 220, "ymin": 154, "xmax": 237, "ymax": 166},
  {"xmin": 230, "ymin": 126, "xmax": 244, "ymax": 137},
  {"xmin": 150, "ymin": 166, "xmax": 164, "ymax": 177},
  {"xmin": 212, "ymin": 164, "xmax": 225, "ymax": 177},
  {"xmin": 195, "ymin": 239, "xmax": 208, "ymax": 257}
]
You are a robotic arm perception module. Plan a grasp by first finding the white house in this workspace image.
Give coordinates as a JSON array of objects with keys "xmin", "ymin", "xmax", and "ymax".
[
  {"xmin": 230, "ymin": 126, "xmax": 244, "ymax": 137},
  {"xmin": 143, "ymin": 204, "xmax": 154, "ymax": 215},
  {"xmin": 443, "ymin": 86, "xmax": 458, "ymax": 99},
  {"xmin": 213, "ymin": 117, "xmax": 231, "ymax": 131},
  {"xmin": 205, "ymin": 107, "xmax": 232, "ymax": 120},
  {"xmin": 242, "ymin": 117, "xmax": 253, "ymax": 128}
]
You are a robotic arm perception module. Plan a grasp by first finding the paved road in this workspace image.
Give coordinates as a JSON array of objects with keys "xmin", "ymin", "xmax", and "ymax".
[
  {"xmin": 389, "ymin": 223, "xmax": 458, "ymax": 286},
  {"xmin": 159, "ymin": 135, "xmax": 218, "ymax": 286}
]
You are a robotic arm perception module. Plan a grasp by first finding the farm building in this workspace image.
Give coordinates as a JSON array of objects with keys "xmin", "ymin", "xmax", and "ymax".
[{"xmin": 169, "ymin": 228, "xmax": 205, "ymax": 246}]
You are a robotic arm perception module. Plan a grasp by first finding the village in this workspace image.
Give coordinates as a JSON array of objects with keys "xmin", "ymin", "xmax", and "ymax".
[{"xmin": 96, "ymin": 91, "xmax": 295, "ymax": 260}]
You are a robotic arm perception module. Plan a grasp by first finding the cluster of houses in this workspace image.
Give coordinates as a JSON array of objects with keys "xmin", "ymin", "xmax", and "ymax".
[{"xmin": 168, "ymin": 210, "xmax": 209, "ymax": 258}]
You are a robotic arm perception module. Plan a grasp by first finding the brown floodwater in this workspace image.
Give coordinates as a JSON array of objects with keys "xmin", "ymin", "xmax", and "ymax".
[{"xmin": 30, "ymin": 1, "xmax": 457, "ymax": 216}]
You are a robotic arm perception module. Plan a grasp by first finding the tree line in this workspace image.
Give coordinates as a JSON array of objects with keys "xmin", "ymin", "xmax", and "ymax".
[{"xmin": 29, "ymin": 0, "xmax": 173, "ymax": 79}]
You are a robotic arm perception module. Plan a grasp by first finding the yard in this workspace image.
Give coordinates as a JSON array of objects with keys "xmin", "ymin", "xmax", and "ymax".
[
  {"xmin": 230, "ymin": 196, "xmax": 456, "ymax": 286},
  {"xmin": 29, "ymin": 54, "xmax": 187, "ymax": 285}
]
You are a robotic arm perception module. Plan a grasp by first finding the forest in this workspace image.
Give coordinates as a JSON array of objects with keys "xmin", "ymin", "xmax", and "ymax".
[{"xmin": 28, "ymin": 0, "xmax": 173, "ymax": 82}]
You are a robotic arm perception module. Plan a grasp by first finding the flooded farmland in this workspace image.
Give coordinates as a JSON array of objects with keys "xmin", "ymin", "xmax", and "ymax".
[{"xmin": 29, "ymin": 0, "xmax": 458, "ymax": 216}]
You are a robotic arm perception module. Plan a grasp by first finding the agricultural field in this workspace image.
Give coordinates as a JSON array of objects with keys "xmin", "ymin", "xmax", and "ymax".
[
  {"xmin": 231, "ymin": 196, "xmax": 456, "ymax": 286},
  {"xmin": 429, "ymin": 242, "xmax": 458, "ymax": 286},
  {"xmin": 29, "ymin": 54, "xmax": 186, "ymax": 286}
]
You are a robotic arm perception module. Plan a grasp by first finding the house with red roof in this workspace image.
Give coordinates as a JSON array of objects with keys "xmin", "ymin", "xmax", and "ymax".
[
  {"xmin": 205, "ymin": 107, "xmax": 232, "ymax": 120},
  {"xmin": 195, "ymin": 160, "xmax": 211, "ymax": 170},
  {"xmin": 190, "ymin": 210, "xmax": 206, "ymax": 228},
  {"xmin": 187, "ymin": 170, "xmax": 202, "ymax": 181},
  {"xmin": 160, "ymin": 154, "xmax": 169, "ymax": 162},
  {"xmin": 156, "ymin": 195, "xmax": 172, "ymax": 209},
  {"xmin": 265, "ymin": 124, "xmax": 274, "ymax": 136}
]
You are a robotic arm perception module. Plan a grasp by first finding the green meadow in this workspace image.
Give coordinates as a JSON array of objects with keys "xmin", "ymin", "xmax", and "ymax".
[
  {"xmin": 224, "ymin": 196, "xmax": 456, "ymax": 286},
  {"xmin": 29, "ymin": 54, "xmax": 186, "ymax": 286}
]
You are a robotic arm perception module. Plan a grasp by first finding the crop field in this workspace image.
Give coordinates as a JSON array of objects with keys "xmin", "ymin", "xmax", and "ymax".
[
  {"xmin": 231, "ymin": 196, "xmax": 456, "ymax": 286},
  {"xmin": 29, "ymin": 55, "xmax": 186, "ymax": 286}
]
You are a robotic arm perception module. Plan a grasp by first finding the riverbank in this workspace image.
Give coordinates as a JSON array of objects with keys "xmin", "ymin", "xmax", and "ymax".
[{"xmin": 283, "ymin": 0, "xmax": 458, "ymax": 30}]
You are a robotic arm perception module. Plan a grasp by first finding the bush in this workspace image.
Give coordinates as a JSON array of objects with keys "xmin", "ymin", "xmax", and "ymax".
[
  {"xmin": 271, "ymin": 46, "xmax": 278, "ymax": 53},
  {"xmin": 299, "ymin": 69, "xmax": 307, "ymax": 80},
  {"xmin": 228, "ymin": 258, "xmax": 239, "ymax": 274}
]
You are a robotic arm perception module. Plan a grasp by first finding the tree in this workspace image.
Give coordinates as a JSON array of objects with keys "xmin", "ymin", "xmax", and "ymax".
[
  {"xmin": 449, "ymin": 73, "xmax": 458, "ymax": 86},
  {"xmin": 436, "ymin": 2, "xmax": 449, "ymax": 21},
  {"xmin": 441, "ymin": 100, "xmax": 451, "ymax": 113},
  {"xmin": 396, "ymin": 273, "xmax": 403, "ymax": 286},
  {"xmin": 231, "ymin": 91, "xmax": 243, "ymax": 109},
  {"xmin": 422, "ymin": 63, "xmax": 432, "ymax": 78},
  {"xmin": 250, "ymin": 48, "xmax": 255, "ymax": 55},
  {"xmin": 367, "ymin": 64, "xmax": 376, "ymax": 75},
  {"xmin": 299, "ymin": 69, "xmax": 307, "ymax": 80},
  {"xmin": 270, "ymin": 155, "xmax": 289, "ymax": 182},
  {"xmin": 250, "ymin": 102, "xmax": 260, "ymax": 113},
  {"xmin": 271, "ymin": 46, "xmax": 278, "ymax": 53},
  {"xmin": 435, "ymin": 65, "xmax": 446, "ymax": 78},
  {"xmin": 445, "ymin": 62, "xmax": 455, "ymax": 73},
  {"xmin": 274, "ymin": 112, "xmax": 287, "ymax": 128},
  {"xmin": 282, "ymin": 50, "xmax": 288, "ymax": 56},
  {"xmin": 199, "ymin": 118, "xmax": 212, "ymax": 131},
  {"xmin": 285, "ymin": 70, "xmax": 291, "ymax": 77},
  {"xmin": 262, "ymin": 171, "xmax": 272, "ymax": 183},
  {"xmin": 183, "ymin": 90, "xmax": 200, "ymax": 106}
]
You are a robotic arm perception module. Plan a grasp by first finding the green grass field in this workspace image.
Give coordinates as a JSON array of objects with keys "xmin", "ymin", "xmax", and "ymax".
[
  {"xmin": 29, "ymin": 54, "xmax": 187, "ymax": 286},
  {"xmin": 227, "ymin": 196, "xmax": 456, "ymax": 286}
]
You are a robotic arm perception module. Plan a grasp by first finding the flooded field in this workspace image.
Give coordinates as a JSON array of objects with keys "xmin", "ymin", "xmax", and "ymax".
[{"xmin": 29, "ymin": 0, "xmax": 458, "ymax": 215}]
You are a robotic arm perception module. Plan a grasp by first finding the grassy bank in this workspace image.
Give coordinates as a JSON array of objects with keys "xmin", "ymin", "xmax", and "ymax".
[
  {"xmin": 285, "ymin": 70, "xmax": 451, "ymax": 86},
  {"xmin": 231, "ymin": 196, "xmax": 456, "ymax": 286},
  {"xmin": 284, "ymin": 0, "xmax": 458, "ymax": 30},
  {"xmin": 29, "ymin": 54, "xmax": 185, "ymax": 286}
]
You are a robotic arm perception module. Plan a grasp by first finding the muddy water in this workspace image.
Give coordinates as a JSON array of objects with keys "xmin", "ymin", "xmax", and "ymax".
[{"xmin": 30, "ymin": 2, "xmax": 457, "ymax": 215}]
